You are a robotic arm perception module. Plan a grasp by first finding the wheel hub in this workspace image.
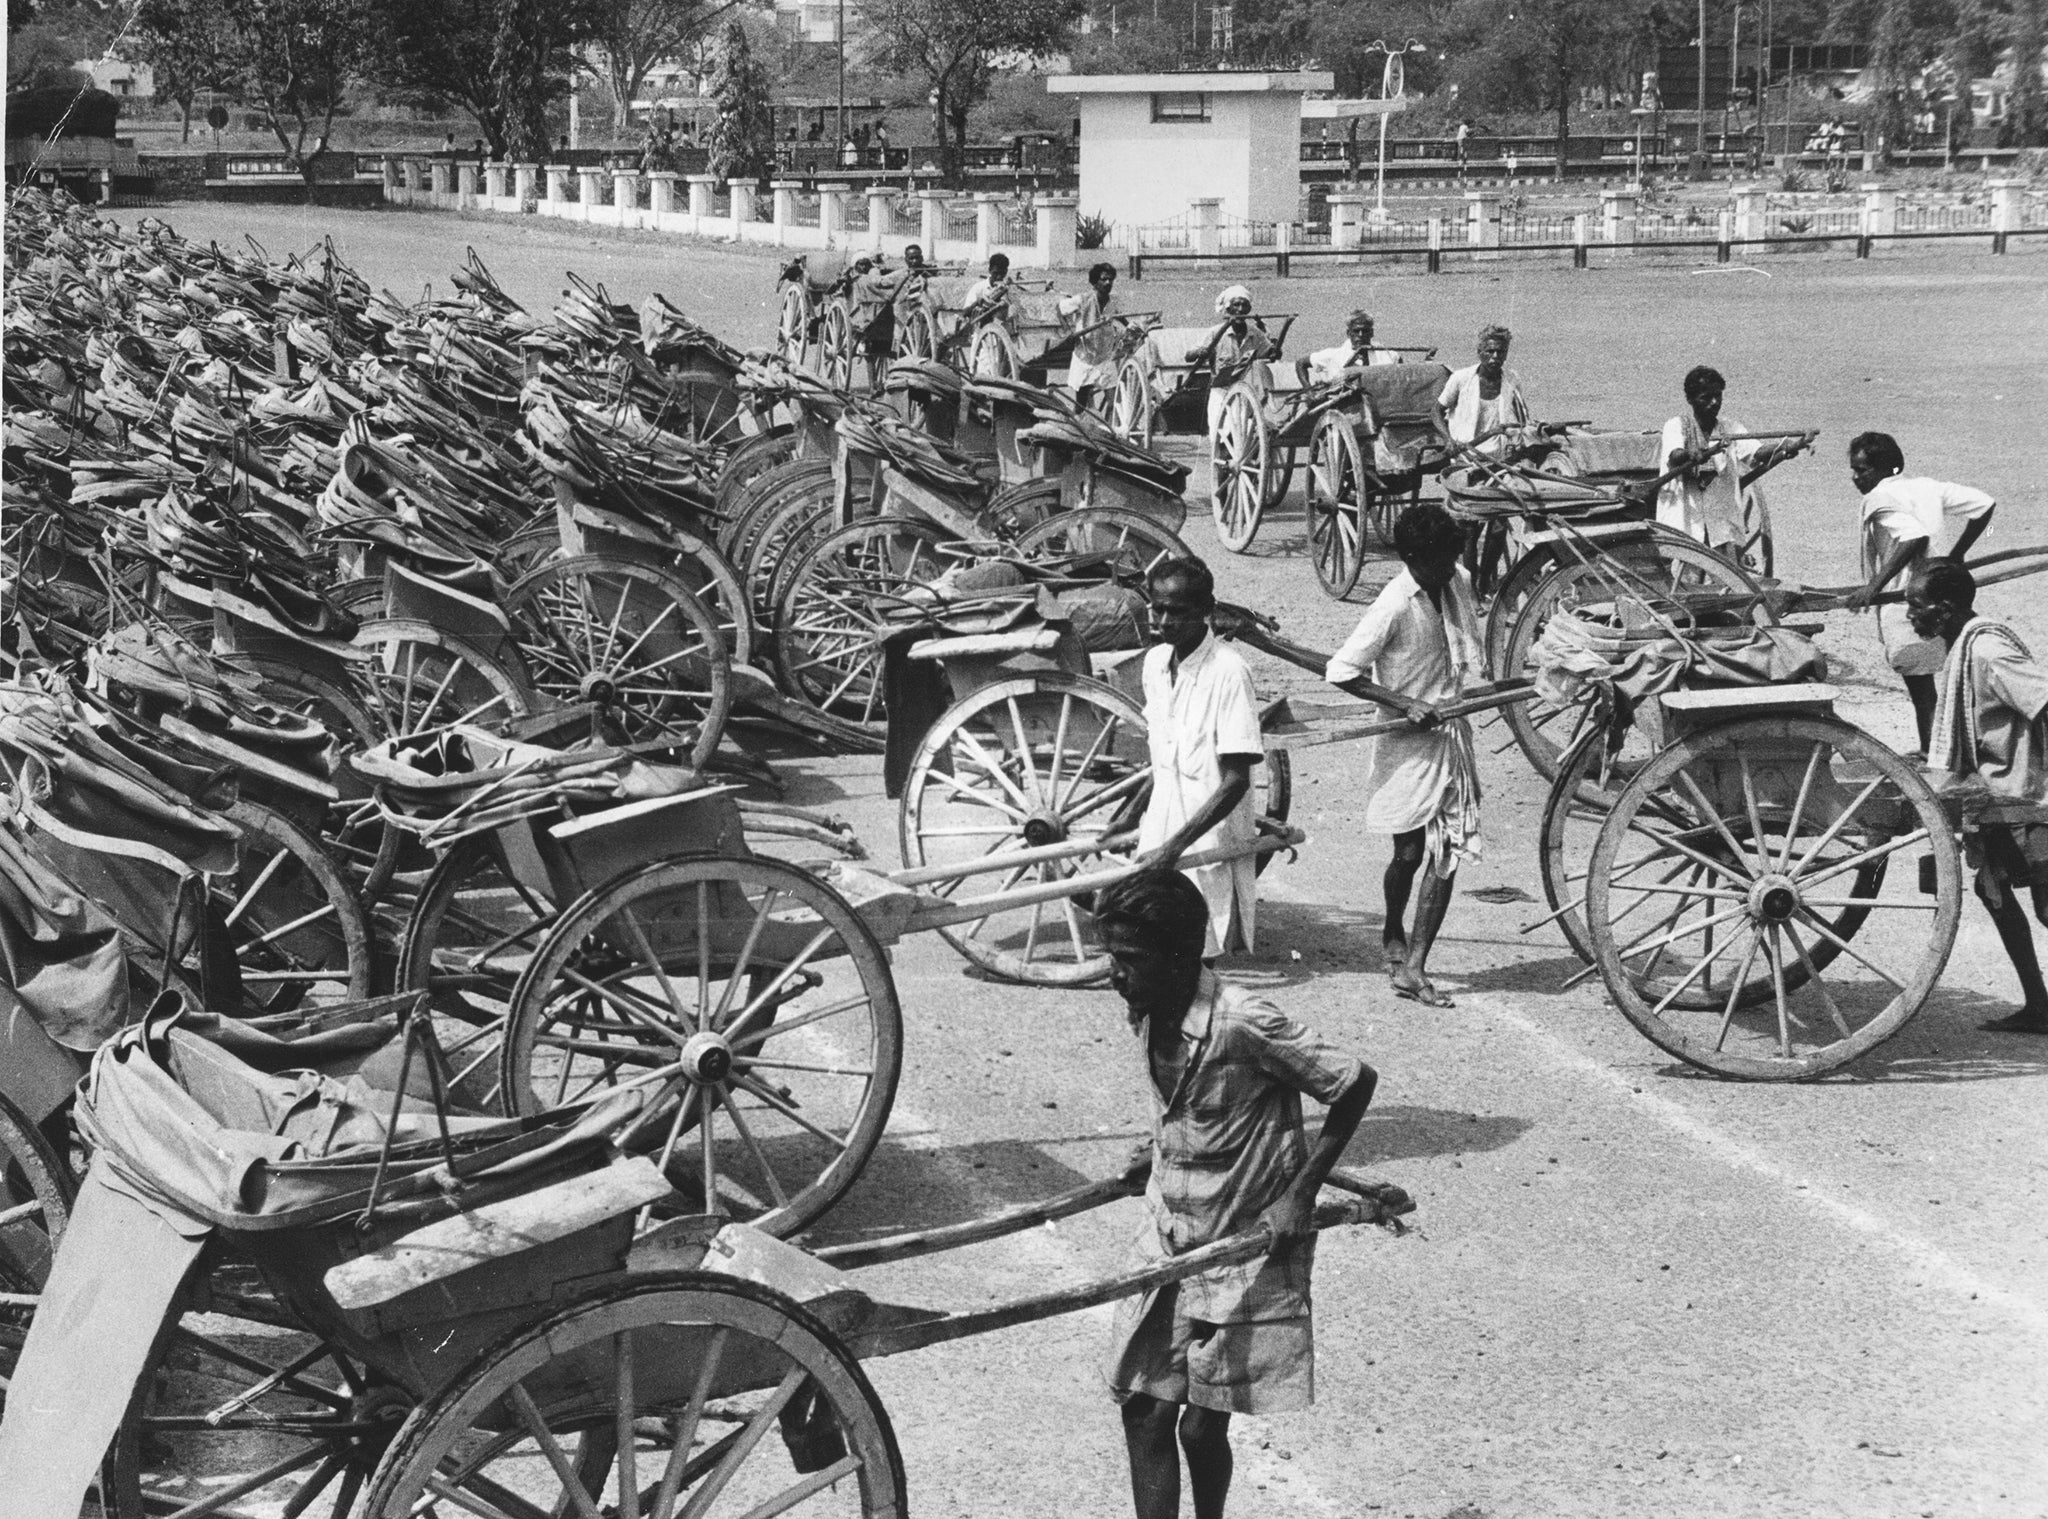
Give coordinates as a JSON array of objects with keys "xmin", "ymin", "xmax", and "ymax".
[
  {"xmin": 1021, "ymin": 812, "xmax": 1067, "ymax": 849},
  {"xmin": 578, "ymin": 670, "xmax": 618, "ymax": 706},
  {"xmin": 1747, "ymin": 873, "xmax": 1801, "ymax": 924},
  {"xmin": 679, "ymin": 1030, "xmax": 733, "ymax": 1084}
]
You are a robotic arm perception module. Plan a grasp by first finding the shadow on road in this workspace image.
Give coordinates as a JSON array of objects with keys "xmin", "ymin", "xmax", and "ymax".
[
  {"xmin": 1342, "ymin": 1102, "xmax": 1533, "ymax": 1166},
  {"xmin": 813, "ymin": 1135, "xmax": 1099, "ymax": 1242}
]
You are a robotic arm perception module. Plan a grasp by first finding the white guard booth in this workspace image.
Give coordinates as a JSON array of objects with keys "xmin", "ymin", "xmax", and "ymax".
[{"xmin": 1046, "ymin": 70, "xmax": 1335, "ymax": 228}]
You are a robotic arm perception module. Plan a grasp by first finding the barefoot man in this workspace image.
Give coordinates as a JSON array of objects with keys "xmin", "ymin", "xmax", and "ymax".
[
  {"xmin": 1098, "ymin": 867, "xmax": 1377, "ymax": 1518},
  {"xmin": 1911, "ymin": 559, "xmax": 2048, "ymax": 1035},
  {"xmin": 1325, "ymin": 503, "xmax": 1484, "ymax": 1007}
]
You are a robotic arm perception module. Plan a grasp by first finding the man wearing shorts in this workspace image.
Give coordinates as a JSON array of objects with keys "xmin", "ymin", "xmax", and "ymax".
[
  {"xmin": 1911, "ymin": 560, "xmax": 2048, "ymax": 1035},
  {"xmin": 1097, "ymin": 868, "xmax": 1376, "ymax": 1518},
  {"xmin": 1842, "ymin": 431, "xmax": 1996, "ymax": 751}
]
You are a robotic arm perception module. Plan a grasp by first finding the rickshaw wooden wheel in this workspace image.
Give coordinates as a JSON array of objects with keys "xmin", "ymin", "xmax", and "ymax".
[
  {"xmin": 349, "ymin": 617, "xmax": 538, "ymax": 741},
  {"xmin": 213, "ymin": 797, "xmax": 375, "ymax": 1017},
  {"xmin": 896, "ymin": 305, "xmax": 935, "ymax": 361},
  {"xmin": 900, "ymin": 673, "xmax": 1145, "ymax": 986},
  {"xmin": 664, "ymin": 525, "xmax": 757, "ymax": 671},
  {"xmin": 727, "ymin": 458, "xmax": 836, "ymax": 579},
  {"xmin": 501, "ymin": 855, "xmax": 902, "ymax": 1237},
  {"xmin": 661, "ymin": 372, "xmax": 749, "ymax": 455},
  {"xmin": 983, "ymin": 477, "xmax": 1064, "ymax": 538},
  {"xmin": 1585, "ymin": 714, "xmax": 1960, "ymax": 1080},
  {"xmin": 107, "ymin": 1280, "xmax": 388, "ymax": 1519},
  {"xmin": 243, "ymin": 653, "xmax": 406, "ymax": 908},
  {"xmin": 1109, "ymin": 359, "xmax": 1154, "ymax": 448},
  {"xmin": 366, "ymin": 1274, "xmax": 906, "ymax": 1519},
  {"xmin": 506, "ymin": 556, "xmax": 732, "ymax": 769},
  {"xmin": 714, "ymin": 429, "xmax": 801, "ymax": 543},
  {"xmin": 397, "ymin": 834, "xmax": 561, "ymax": 1113},
  {"xmin": 496, "ymin": 518, "xmax": 563, "ymax": 579},
  {"xmin": 776, "ymin": 281, "xmax": 810, "ymax": 363},
  {"xmin": 773, "ymin": 516, "xmax": 952, "ymax": 728},
  {"xmin": 1495, "ymin": 536, "xmax": 1762, "ymax": 779},
  {"xmin": 1305, "ymin": 414, "xmax": 1369, "ymax": 599},
  {"xmin": 818, "ymin": 300, "xmax": 855, "ymax": 389},
  {"xmin": 1013, "ymin": 508, "xmax": 1191, "ymax": 584},
  {"xmin": 969, "ymin": 324, "xmax": 1015, "ymax": 379},
  {"xmin": 0, "ymin": 1088, "xmax": 73, "ymax": 1388},
  {"xmin": 1208, "ymin": 386, "xmax": 1269, "ymax": 553},
  {"xmin": 1541, "ymin": 719, "xmax": 1881, "ymax": 1011}
]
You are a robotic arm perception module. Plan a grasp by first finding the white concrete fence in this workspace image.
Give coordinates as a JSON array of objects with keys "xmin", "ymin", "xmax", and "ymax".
[{"xmin": 382, "ymin": 156, "xmax": 1081, "ymax": 270}]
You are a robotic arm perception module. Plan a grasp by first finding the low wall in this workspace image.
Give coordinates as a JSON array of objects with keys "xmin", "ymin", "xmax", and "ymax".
[{"xmin": 383, "ymin": 161, "xmax": 1080, "ymax": 270}]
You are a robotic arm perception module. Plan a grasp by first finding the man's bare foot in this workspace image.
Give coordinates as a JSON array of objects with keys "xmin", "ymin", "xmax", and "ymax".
[
  {"xmin": 1382, "ymin": 937, "xmax": 1408, "ymax": 976},
  {"xmin": 1980, "ymin": 1009, "xmax": 2048, "ymax": 1035},
  {"xmin": 1391, "ymin": 968, "xmax": 1454, "ymax": 1007}
]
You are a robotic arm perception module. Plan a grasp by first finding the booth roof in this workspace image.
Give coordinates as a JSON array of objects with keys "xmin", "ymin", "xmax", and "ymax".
[{"xmin": 1046, "ymin": 70, "xmax": 1335, "ymax": 94}]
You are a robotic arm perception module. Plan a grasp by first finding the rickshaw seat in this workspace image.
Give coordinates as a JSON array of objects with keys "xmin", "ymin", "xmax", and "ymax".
[
  {"xmin": 1557, "ymin": 430, "xmax": 1663, "ymax": 478},
  {"xmin": 1354, "ymin": 363, "xmax": 1449, "ymax": 425}
]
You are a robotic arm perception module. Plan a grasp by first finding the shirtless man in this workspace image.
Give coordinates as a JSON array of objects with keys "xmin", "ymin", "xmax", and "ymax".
[{"xmin": 1911, "ymin": 559, "xmax": 2048, "ymax": 1035}]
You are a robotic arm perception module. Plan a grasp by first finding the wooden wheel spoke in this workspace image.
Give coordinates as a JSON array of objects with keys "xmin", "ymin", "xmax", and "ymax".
[
  {"xmin": 1711, "ymin": 929, "xmax": 1767, "ymax": 1050},
  {"xmin": 505, "ymin": 1383, "xmax": 607, "ymax": 1519},
  {"xmin": 1791, "ymin": 905, "xmax": 1905, "ymax": 989},
  {"xmin": 1783, "ymin": 921, "xmax": 1854, "ymax": 1038}
]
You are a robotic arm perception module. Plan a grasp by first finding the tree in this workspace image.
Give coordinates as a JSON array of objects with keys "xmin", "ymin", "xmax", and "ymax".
[
  {"xmin": 356, "ymin": 0, "xmax": 604, "ymax": 160},
  {"xmin": 705, "ymin": 17, "xmax": 773, "ymax": 180},
  {"xmin": 132, "ymin": 0, "xmax": 370, "ymax": 180},
  {"xmin": 2008, "ymin": 0, "xmax": 2044, "ymax": 143},
  {"xmin": 858, "ymin": 0, "xmax": 1086, "ymax": 181},
  {"xmin": 1443, "ymin": 0, "xmax": 1649, "ymax": 169},
  {"xmin": 589, "ymin": 0, "xmax": 739, "ymax": 136}
]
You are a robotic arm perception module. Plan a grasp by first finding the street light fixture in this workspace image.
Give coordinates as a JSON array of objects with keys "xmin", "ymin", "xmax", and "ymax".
[{"xmin": 1361, "ymin": 38, "xmax": 1427, "ymax": 223}]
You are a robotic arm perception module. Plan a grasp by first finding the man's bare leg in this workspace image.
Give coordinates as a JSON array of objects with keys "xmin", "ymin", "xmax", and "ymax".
[
  {"xmin": 1382, "ymin": 830, "xmax": 1426, "ymax": 972},
  {"xmin": 1121, "ymin": 1394, "xmax": 1182, "ymax": 1519},
  {"xmin": 1180, "ymin": 1406, "xmax": 1233, "ymax": 1519},
  {"xmin": 1391, "ymin": 864, "xmax": 1457, "ymax": 1007},
  {"xmin": 1904, "ymin": 674, "xmax": 1937, "ymax": 753},
  {"xmin": 1977, "ymin": 881, "xmax": 2048, "ymax": 1032}
]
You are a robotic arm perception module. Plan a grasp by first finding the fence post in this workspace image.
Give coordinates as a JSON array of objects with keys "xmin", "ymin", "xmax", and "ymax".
[
  {"xmin": 455, "ymin": 161, "xmax": 479, "ymax": 207},
  {"xmin": 728, "ymin": 179, "xmax": 756, "ymax": 241},
  {"xmin": 429, "ymin": 158, "xmax": 454, "ymax": 203},
  {"xmin": 1987, "ymin": 178, "xmax": 2020, "ymax": 254},
  {"xmin": 610, "ymin": 168, "xmax": 641, "ymax": 227},
  {"xmin": 1036, "ymin": 195, "xmax": 1079, "ymax": 270},
  {"xmin": 1716, "ymin": 209, "xmax": 1732, "ymax": 262},
  {"xmin": 1860, "ymin": 183, "xmax": 1896, "ymax": 259},
  {"xmin": 484, "ymin": 161, "xmax": 510, "ymax": 206},
  {"xmin": 819, "ymin": 186, "xmax": 847, "ymax": 246},
  {"xmin": 867, "ymin": 186, "xmax": 897, "ymax": 249},
  {"xmin": 1328, "ymin": 192, "xmax": 1366, "ymax": 250},
  {"xmin": 1128, "ymin": 252, "xmax": 1143, "ymax": 280},
  {"xmin": 577, "ymin": 166, "xmax": 607, "ymax": 222},
  {"xmin": 686, "ymin": 173, "xmax": 719, "ymax": 230},
  {"xmin": 405, "ymin": 158, "xmax": 429, "ymax": 195},
  {"xmin": 1191, "ymin": 197, "xmax": 1222, "ymax": 257},
  {"xmin": 544, "ymin": 164, "xmax": 570, "ymax": 217},
  {"xmin": 1275, "ymin": 218, "xmax": 1292, "ymax": 278},
  {"xmin": 918, "ymin": 190, "xmax": 952, "ymax": 254},
  {"xmin": 1732, "ymin": 183, "xmax": 1767, "ymax": 245},
  {"xmin": 1426, "ymin": 216, "xmax": 1443, "ymax": 274},
  {"xmin": 513, "ymin": 162, "xmax": 539, "ymax": 210},
  {"xmin": 380, "ymin": 155, "xmax": 402, "ymax": 201},
  {"xmin": 1465, "ymin": 190, "xmax": 1501, "ymax": 260},
  {"xmin": 647, "ymin": 171, "xmax": 678, "ymax": 220},
  {"xmin": 974, "ymin": 192, "xmax": 1004, "ymax": 259},
  {"xmin": 1600, "ymin": 187, "xmax": 1638, "ymax": 248},
  {"xmin": 770, "ymin": 179, "xmax": 801, "ymax": 246},
  {"xmin": 1572, "ymin": 213, "xmax": 1588, "ymax": 268}
]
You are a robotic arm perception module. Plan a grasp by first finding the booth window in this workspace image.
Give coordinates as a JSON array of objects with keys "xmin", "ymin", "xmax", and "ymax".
[{"xmin": 1151, "ymin": 93, "xmax": 1212, "ymax": 123}]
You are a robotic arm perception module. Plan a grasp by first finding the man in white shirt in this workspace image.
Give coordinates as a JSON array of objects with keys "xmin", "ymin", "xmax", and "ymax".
[
  {"xmin": 1130, "ymin": 556, "xmax": 1266, "ymax": 958},
  {"xmin": 962, "ymin": 251, "xmax": 1011, "ymax": 318},
  {"xmin": 1325, "ymin": 503, "xmax": 1484, "ymax": 1007},
  {"xmin": 1656, "ymin": 365, "xmax": 1807, "ymax": 568},
  {"xmin": 1437, "ymin": 325, "xmax": 1531, "ymax": 593},
  {"xmin": 1843, "ymin": 430, "xmax": 1997, "ymax": 749},
  {"xmin": 1059, "ymin": 261, "xmax": 1130, "ymax": 411},
  {"xmin": 1303, "ymin": 310, "xmax": 1390, "ymax": 384}
]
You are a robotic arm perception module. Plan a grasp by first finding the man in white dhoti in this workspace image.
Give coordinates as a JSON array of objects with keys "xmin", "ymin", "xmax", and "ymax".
[
  {"xmin": 1058, "ymin": 261, "xmax": 1130, "ymax": 411},
  {"xmin": 1129, "ymin": 557, "xmax": 1265, "ymax": 959},
  {"xmin": 1190, "ymin": 285, "xmax": 1280, "ymax": 436},
  {"xmin": 1656, "ymin": 365, "xmax": 1798, "ymax": 565},
  {"xmin": 1437, "ymin": 324, "xmax": 1532, "ymax": 595},
  {"xmin": 1325, "ymin": 504, "xmax": 1483, "ymax": 1007},
  {"xmin": 1841, "ymin": 430, "xmax": 1997, "ymax": 751}
]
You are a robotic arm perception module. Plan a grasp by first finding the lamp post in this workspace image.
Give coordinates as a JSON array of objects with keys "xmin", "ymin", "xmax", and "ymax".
[
  {"xmin": 837, "ymin": 0, "xmax": 847, "ymax": 146},
  {"xmin": 1361, "ymin": 39, "xmax": 1426, "ymax": 223}
]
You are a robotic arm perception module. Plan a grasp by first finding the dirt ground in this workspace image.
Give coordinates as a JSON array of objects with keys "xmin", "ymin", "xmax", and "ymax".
[{"xmin": 109, "ymin": 203, "xmax": 2048, "ymax": 1518}]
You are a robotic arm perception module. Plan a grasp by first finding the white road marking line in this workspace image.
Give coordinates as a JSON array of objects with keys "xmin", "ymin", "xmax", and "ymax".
[{"xmin": 1468, "ymin": 992, "xmax": 2048, "ymax": 1339}]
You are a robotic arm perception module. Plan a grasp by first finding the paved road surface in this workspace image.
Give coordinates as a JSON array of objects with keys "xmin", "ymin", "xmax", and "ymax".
[{"xmin": 110, "ymin": 203, "xmax": 2048, "ymax": 1517}]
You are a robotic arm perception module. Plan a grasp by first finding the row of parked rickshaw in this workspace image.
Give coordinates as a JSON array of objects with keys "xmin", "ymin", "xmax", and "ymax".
[{"xmin": 0, "ymin": 188, "xmax": 2018, "ymax": 1518}]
